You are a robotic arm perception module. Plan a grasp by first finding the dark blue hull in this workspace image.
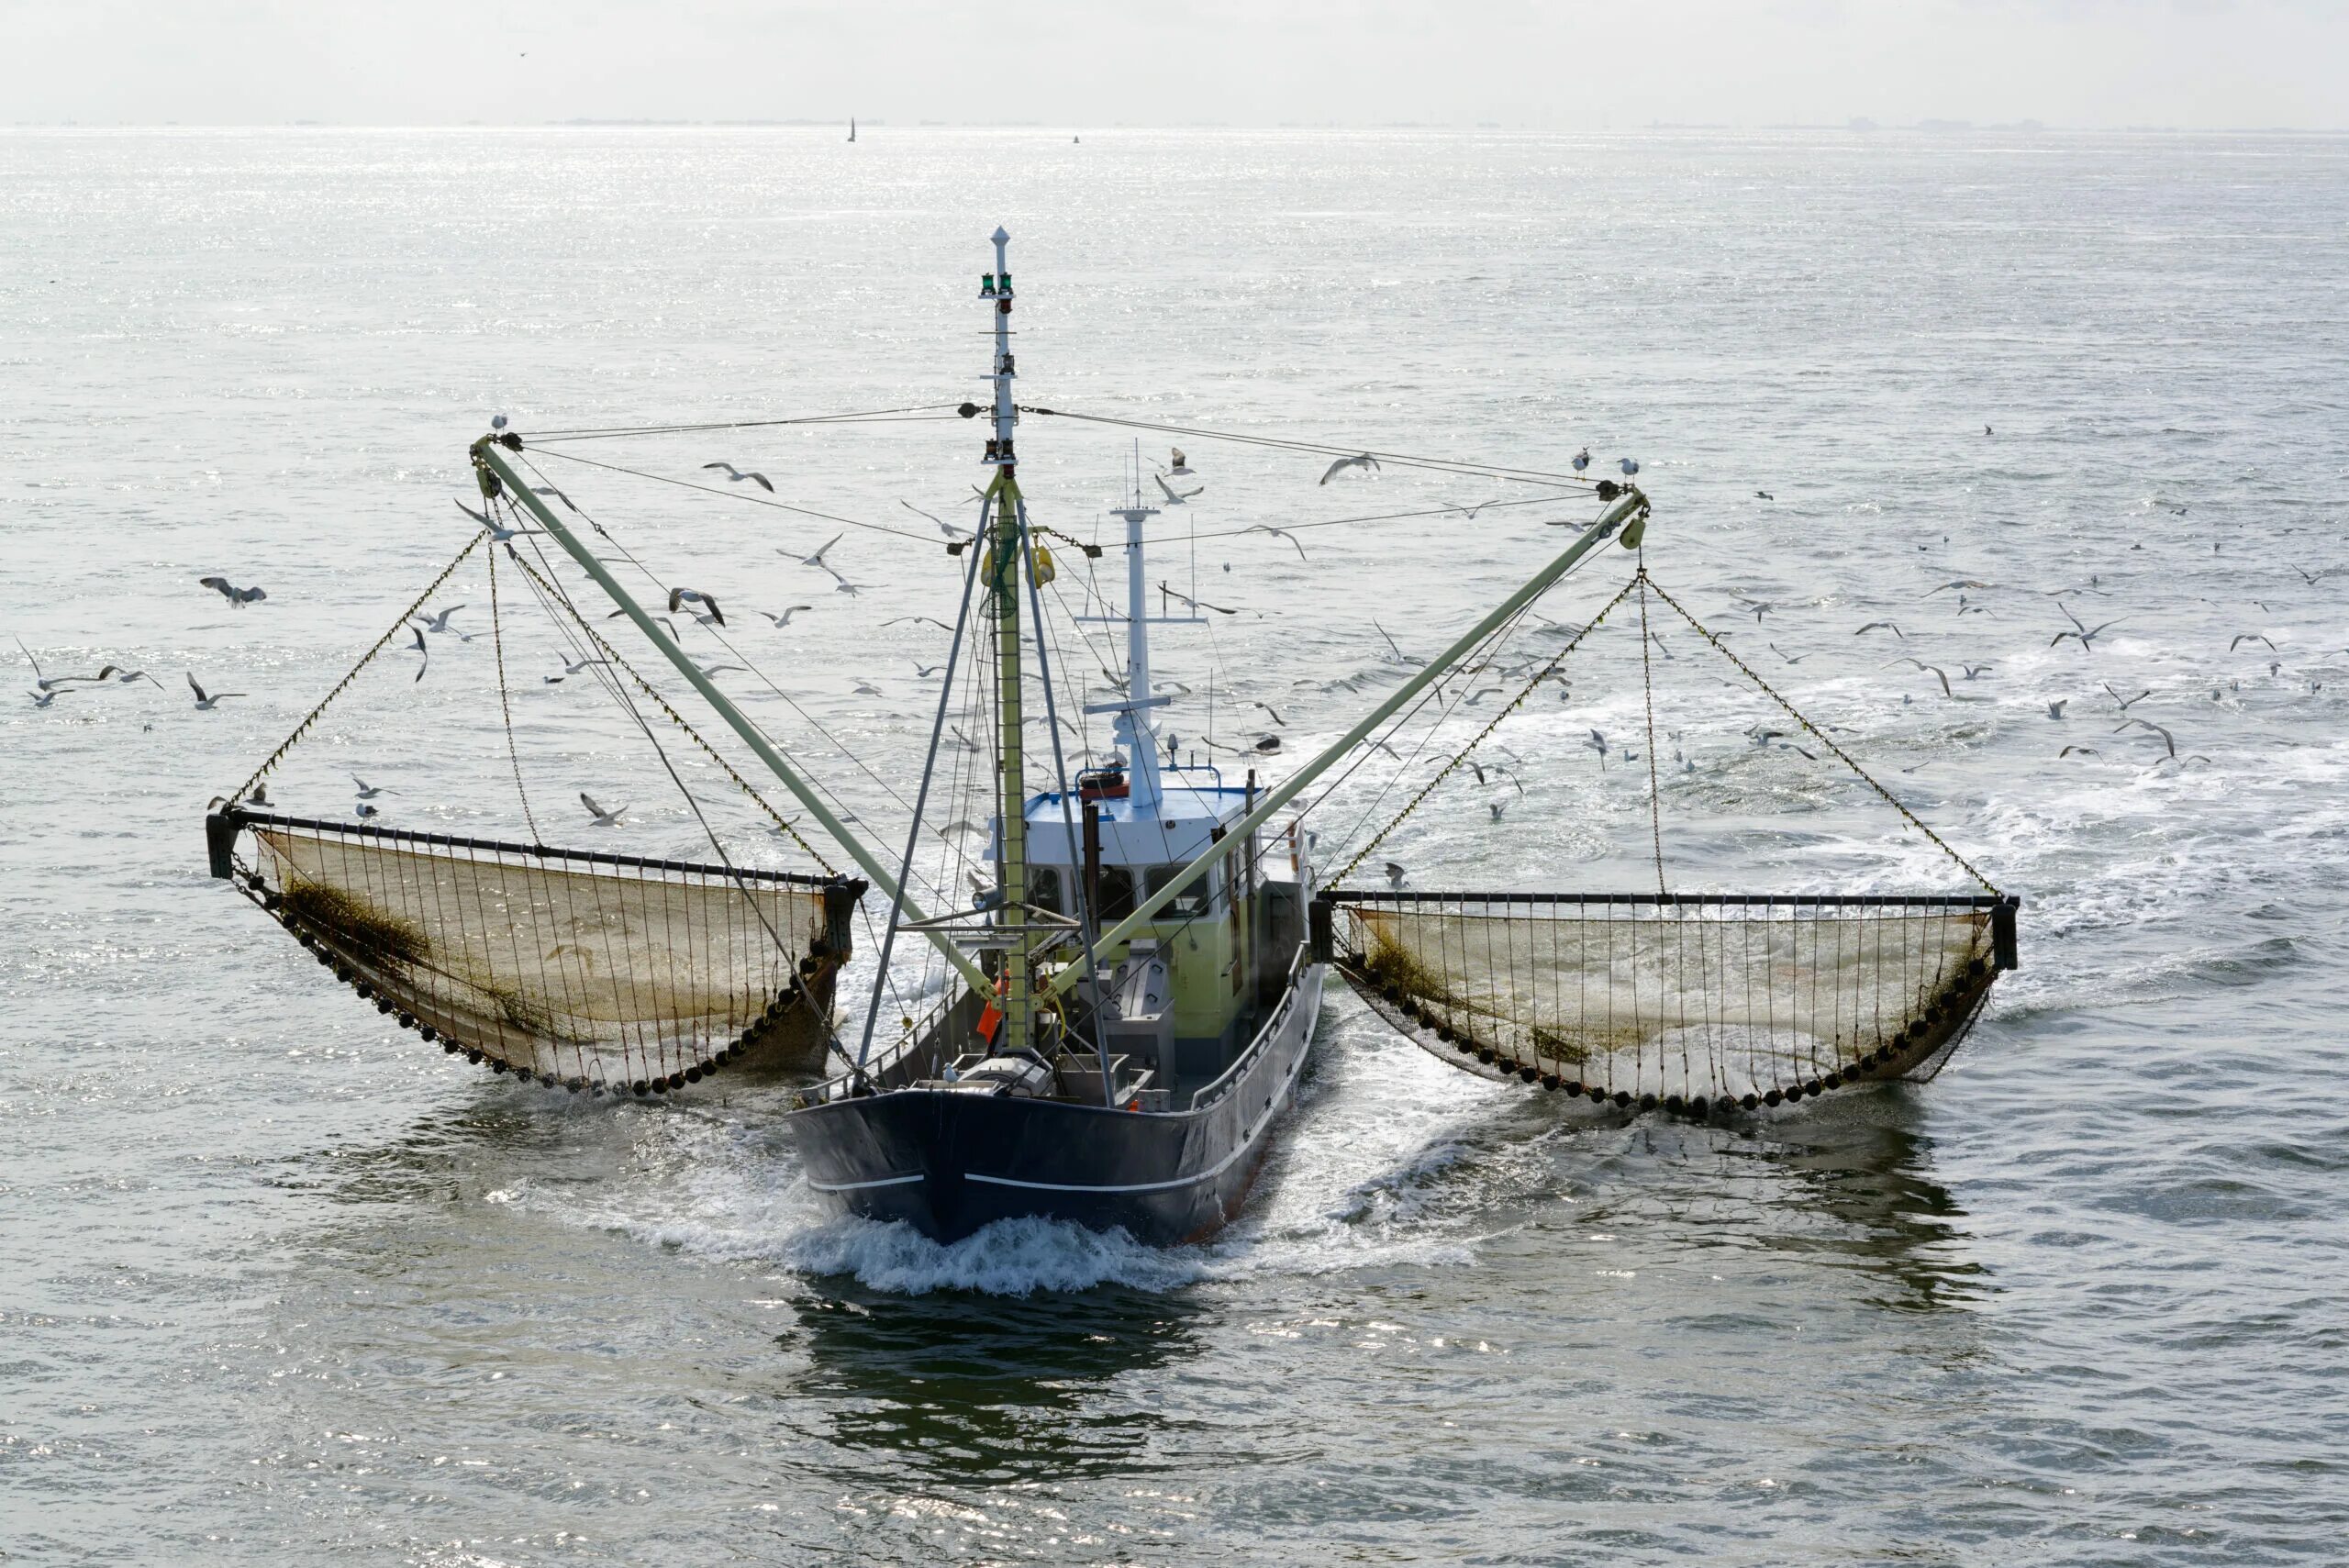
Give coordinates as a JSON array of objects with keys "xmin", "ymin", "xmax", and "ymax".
[{"xmin": 790, "ymin": 965, "xmax": 1325, "ymax": 1245}]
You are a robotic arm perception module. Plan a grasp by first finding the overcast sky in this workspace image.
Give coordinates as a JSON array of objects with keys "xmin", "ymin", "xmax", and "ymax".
[{"xmin": 5, "ymin": 1, "xmax": 2341, "ymax": 130}]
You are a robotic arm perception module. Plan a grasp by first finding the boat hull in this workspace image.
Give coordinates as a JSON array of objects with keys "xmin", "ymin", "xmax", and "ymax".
[{"xmin": 790, "ymin": 964, "xmax": 1326, "ymax": 1244}]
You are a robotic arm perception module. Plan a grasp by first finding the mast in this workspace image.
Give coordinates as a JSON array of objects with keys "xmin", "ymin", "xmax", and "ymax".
[{"xmin": 982, "ymin": 227, "xmax": 1032, "ymax": 1057}]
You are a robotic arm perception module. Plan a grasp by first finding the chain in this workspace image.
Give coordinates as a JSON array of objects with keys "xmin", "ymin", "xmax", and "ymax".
[
  {"xmin": 1635, "ymin": 563, "xmax": 1665, "ymax": 897},
  {"xmin": 228, "ymin": 529, "xmax": 487, "ymax": 804},
  {"xmin": 1639, "ymin": 574, "xmax": 2002, "ymax": 895},
  {"xmin": 486, "ymin": 542, "xmax": 545, "ymax": 845},
  {"xmin": 503, "ymin": 547, "xmax": 838, "ymax": 873},
  {"xmin": 1335, "ymin": 571, "xmax": 1645, "ymax": 884}
]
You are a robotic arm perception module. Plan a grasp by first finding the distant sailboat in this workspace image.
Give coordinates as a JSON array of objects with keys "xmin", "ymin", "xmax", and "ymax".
[{"xmin": 848, "ymin": 117, "xmax": 856, "ymax": 143}]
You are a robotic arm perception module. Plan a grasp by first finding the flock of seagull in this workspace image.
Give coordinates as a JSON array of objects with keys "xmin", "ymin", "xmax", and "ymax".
[{"xmin": 18, "ymin": 436, "xmax": 2320, "ymax": 852}]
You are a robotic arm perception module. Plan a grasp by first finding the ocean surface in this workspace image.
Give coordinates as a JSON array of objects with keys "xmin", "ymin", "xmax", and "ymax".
[{"xmin": 4, "ymin": 126, "xmax": 2347, "ymax": 1564}]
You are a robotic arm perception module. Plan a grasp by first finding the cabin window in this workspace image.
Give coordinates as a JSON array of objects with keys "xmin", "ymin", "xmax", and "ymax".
[
  {"xmin": 1097, "ymin": 865, "xmax": 1136, "ymax": 921},
  {"xmin": 1030, "ymin": 866, "xmax": 1063, "ymax": 916},
  {"xmin": 1146, "ymin": 863, "xmax": 1213, "ymax": 917}
]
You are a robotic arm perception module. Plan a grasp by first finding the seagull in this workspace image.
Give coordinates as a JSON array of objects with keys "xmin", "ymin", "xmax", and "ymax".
[
  {"xmin": 1984, "ymin": 424, "xmax": 1993, "ymax": 436},
  {"xmin": 1371, "ymin": 620, "xmax": 1423, "ymax": 667},
  {"xmin": 17, "ymin": 639, "xmax": 105, "ymax": 692},
  {"xmin": 2046, "ymin": 700, "xmax": 2067, "ymax": 720},
  {"xmin": 1768, "ymin": 643, "xmax": 1808, "ymax": 665},
  {"xmin": 93, "ymin": 665, "xmax": 164, "ymax": 688},
  {"xmin": 412, "ymin": 605, "xmax": 468, "ymax": 636},
  {"xmin": 1855, "ymin": 621, "xmax": 1905, "ymax": 639},
  {"xmin": 1926, "ymin": 579, "xmax": 1995, "ymax": 597},
  {"xmin": 352, "ymin": 776, "xmax": 395, "ymax": 799},
  {"xmin": 1252, "ymin": 701, "xmax": 1287, "ymax": 728},
  {"xmin": 694, "ymin": 661, "xmax": 747, "ymax": 680},
  {"xmin": 1318, "ymin": 453, "xmax": 1379, "ymax": 485},
  {"xmin": 832, "ymin": 579, "xmax": 863, "ymax": 596},
  {"xmin": 28, "ymin": 689, "xmax": 62, "ymax": 708},
  {"xmin": 703, "ymin": 462, "xmax": 774, "ymax": 493},
  {"xmin": 1756, "ymin": 490, "xmax": 1774, "ymax": 500},
  {"xmin": 1488, "ymin": 800, "xmax": 1508, "ymax": 821},
  {"xmin": 1160, "ymin": 582, "xmax": 1238, "ymax": 616},
  {"xmin": 2059, "ymin": 745, "xmax": 2099, "ymax": 758},
  {"xmin": 1384, "ymin": 861, "xmax": 1407, "ymax": 888},
  {"xmin": 913, "ymin": 662, "xmax": 944, "ymax": 678},
  {"xmin": 2115, "ymin": 717, "xmax": 2176, "ymax": 759},
  {"xmin": 785, "ymin": 532, "xmax": 845, "ymax": 573},
  {"xmin": 2051, "ymin": 604, "xmax": 2124, "ymax": 651},
  {"xmin": 404, "ymin": 625, "xmax": 429, "ymax": 681},
  {"xmin": 1152, "ymin": 473, "xmax": 1203, "ymax": 505},
  {"xmin": 530, "ymin": 484, "xmax": 578, "ymax": 513},
  {"xmin": 353, "ymin": 801, "xmax": 380, "ymax": 819},
  {"xmin": 198, "ymin": 575, "xmax": 267, "ymax": 607},
  {"xmin": 1887, "ymin": 657, "xmax": 1954, "ymax": 697},
  {"xmin": 2289, "ymin": 562, "xmax": 2329, "ymax": 585},
  {"xmin": 668, "ymin": 587, "xmax": 725, "ymax": 627},
  {"xmin": 1960, "ymin": 662, "xmax": 1995, "ymax": 681},
  {"xmin": 2102, "ymin": 684, "xmax": 2152, "ymax": 713},
  {"xmin": 242, "ymin": 783, "xmax": 272, "ymax": 807},
  {"xmin": 1571, "ymin": 448, "xmax": 1590, "ymax": 473},
  {"xmin": 1447, "ymin": 498, "xmax": 1500, "ymax": 519},
  {"xmin": 579, "ymin": 793, "xmax": 629, "ymax": 827},
  {"xmin": 1168, "ymin": 448, "xmax": 1194, "ymax": 476},
  {"xmin": 187, "ymin": 673, "xmax": 245, "ymax": 710},
  {"xmin": 763, "ymin": 606, "xmax": 816, "ymax": 628},
  {"xmin": 453, "ymin": 498, "xmax": 542, "ymax": 541},
  {"xmin": 1586, "ymin": 728, "xmax": 1609, "ymax": 768},
  {"xmin": 1618, "ymin": 458, "xmax": 1640, "ymax": 475},
  {"xmin": 901, "ymin": 500, "xmax": 969, "ymax": 539},
  {"xmin": 605, "ymin": 609, "xmax": 682, "ymax": 639},
  {"xmin": 1244, "ymin": 524, "xmax": 1308, "ymax": 561},
  {"xmin": 2229, "ymin": 632, "xmax": 2277, "ymax": 652},
  {"xmin": 1252, "ymin": 735, "xmax": 1282, "ymax": 754},
  {"xmin": 852, "ymin": 679, "xmax": 882, "ymax": 695}
]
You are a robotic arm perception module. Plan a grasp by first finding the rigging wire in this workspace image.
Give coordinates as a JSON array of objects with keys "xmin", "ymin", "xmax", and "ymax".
[
  {"xmin": 514, "ymin": 451, "xmax": 956, "ymax": 902},
  {"xmin": 523, "ymin": 404, "xmax": 968, "ymax": 442},
  {"xmin": 1018, "ymin": 405, "xmax": 1602, "ymax": 488},
  {"xmin": 529, "ymin": 446, "xmax": 941, "ymax": 547},
  {"xmin": 484, "ymin": 543, "xmax": 545, "ymax": 845}
]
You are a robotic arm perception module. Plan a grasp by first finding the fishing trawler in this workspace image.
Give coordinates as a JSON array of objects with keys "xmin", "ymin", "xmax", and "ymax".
[{"xmin": 205, "ymin": 228, "xmax": 2019, "ymax": 1247}]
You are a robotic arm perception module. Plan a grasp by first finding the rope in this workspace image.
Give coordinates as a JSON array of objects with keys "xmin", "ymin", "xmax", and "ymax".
[
  {"xmin": 486, "ymin": 544, "xmax": 545, "ymax": 845},
  {"xmin": 1639, "ymin": 574, "xmax": 2002, "ymax": 896},
  {"xmin": 1334, "ymin": 571, "xmax": 1645, "ymax": 884},
  {"xmin": 522, "ymin": 403, "xmax": 967, "ymax": 442},
  {"xmin": 228, "ymin": 529, "xmax": 487, "ymax": 804},
  {"xmin": 502, "ymin": 546, "xmax": 839, "ymax": 874},
  {"xmin": 1018, "ymin": 406, "xmax": 1602, "ymax": 488},
  {"xmin": 1636, "ymin": 564, "xmax": 1666, "ymax": 898},
  {"xmin": 529, "ymin": 446, "xmax": 940, "ymax": 547}
]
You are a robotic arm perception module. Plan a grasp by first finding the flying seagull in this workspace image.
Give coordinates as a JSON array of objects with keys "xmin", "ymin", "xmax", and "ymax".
[
  {"xmin": 94, "ymin": 665, "xmax": 164, "ymax": 689},
  {"xmin": 786, "ymin": 531, "xmax": 845, "ymax": 573},
  {"xmin": 198, "ymin": 575, "xmax": 267, "ymax": 607},
  {"xmin": 1854, "ymin": 621, "xmax": 1905, "ymax": 639},
  {"xmin": 579, "ymin": 793, "xmax": 629, "ymax": 827},
  {"xmin": 901, "ymin": 500, "xmax": 970, "ymax": 539},
  {"xmin": 352, "ymin": 776, "xmax": 395, "ymax": 799},
  {"xmin": 763, "ymin": 606, "xmax": 816, "ymax": 628},
  {"xmin": 1319, "ymin": 453, "xmax": 1379, "ymax": 484},
  {"xmin": 1152, "ymin": 473, "xmax": 1203, "ymax": 505},
  {"xmin": 404, "ymin": 625, "xmax": 429, "ymax": 681},
  {"xmin": 412, "ymin": 605, "xmax": 468, "ymax": 636},
  {"xmin": 2052, "ymin": 604, "xmax": 2125, "ymax": 651},
  {"xmin": 1384, "ymin": 861, "xmax": 1407, "ymax": 888},
  {"xmin": 187, "ymin": 673, "xmax": 245, "ymax": 710},
  {"xmin": 703, "ymin": 462, "xmax": 774, "ymax": 493},
  {"xmin": 2114, "ymin": 717, "xmax": 2177, "ymax": 759},
  {"xmin": 1244, "ymin": 524, "xmax": 1308, "ymax": 561},
  {"xmin": 452, "ymin": 497, "xmax": 542, "ymax": 541},
  {"xmin": 2229, "ymin": 632, "xmax": 2277, "ymax": 652},
  {"xmin": 530, "ymin": 484, "xmax": 578, "ymax": 513},
  {"xmin": 668, "ymin": 587, "xmax": 725, "ymax": 627}
]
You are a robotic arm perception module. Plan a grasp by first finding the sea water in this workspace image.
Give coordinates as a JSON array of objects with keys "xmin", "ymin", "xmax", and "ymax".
[{"xmin": 3, "ymin": 127, "xmax": 2346, "ymax": 1563}]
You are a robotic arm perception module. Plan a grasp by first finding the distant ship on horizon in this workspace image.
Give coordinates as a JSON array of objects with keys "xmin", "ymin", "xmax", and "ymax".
[{"xmin": 848, "ymin": 117, "xmax": 856, "ymax": 143}]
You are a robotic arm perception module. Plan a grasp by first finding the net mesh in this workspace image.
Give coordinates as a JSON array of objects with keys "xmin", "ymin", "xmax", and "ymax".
[
  {"xmin": 1327, "ymin": 893, "xmax": 2012, "ymax": 1110},
  {"xmin": 236, "ymin": 814, "xmax": 849, "ymax": 1091}
]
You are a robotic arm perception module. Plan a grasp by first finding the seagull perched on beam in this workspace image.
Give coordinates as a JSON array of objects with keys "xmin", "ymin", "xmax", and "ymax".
[
  {"xmin": 1319, "ymin": 453, "xmax": 1378, "ymax": 485},
  {"xmin": 702, "ymin": 462, "xmax": 774, "ymax": 492}
]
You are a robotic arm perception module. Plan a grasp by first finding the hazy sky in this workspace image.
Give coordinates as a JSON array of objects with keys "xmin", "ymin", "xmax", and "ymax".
[{"xmin": 5, "ymin": 1, "xmax": 2342, "ymax": 130}]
